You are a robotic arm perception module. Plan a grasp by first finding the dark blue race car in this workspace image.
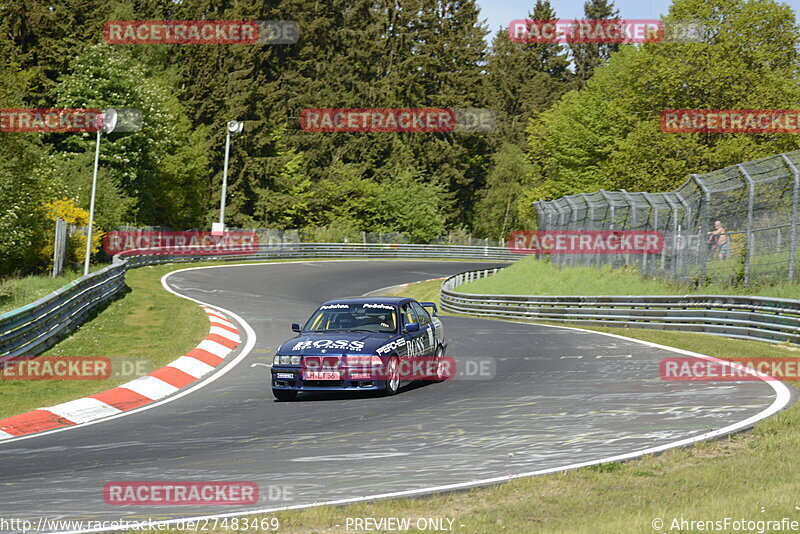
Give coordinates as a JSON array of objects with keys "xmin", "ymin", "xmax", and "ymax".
[{"xmin": 271, "ymin": 297, "xmax": 446, "ymax": 400}]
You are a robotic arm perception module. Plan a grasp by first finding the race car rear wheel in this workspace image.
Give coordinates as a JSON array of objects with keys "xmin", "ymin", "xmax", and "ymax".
[
  {"xmin": 273, "ymin": 389, "xmax": 298, "ymax": 401},
  {"xmin": 383, "ymin": 356, "xmax": 400, "ymax": 396}
]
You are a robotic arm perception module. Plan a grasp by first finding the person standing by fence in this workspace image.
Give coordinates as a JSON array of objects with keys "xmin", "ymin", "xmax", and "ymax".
[{"xmin": 708, "ymin": 220, "xmax": 729, "ymax": 260}]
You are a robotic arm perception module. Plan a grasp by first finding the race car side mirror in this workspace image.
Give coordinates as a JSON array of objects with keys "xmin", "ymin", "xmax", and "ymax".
[
  {"xmin": 405, "ymin": 322, "xmax": 420, "ymax": 333},
  {"xmin": 291, "ymin": 323, "xmax": 301, "ymax": 333}
]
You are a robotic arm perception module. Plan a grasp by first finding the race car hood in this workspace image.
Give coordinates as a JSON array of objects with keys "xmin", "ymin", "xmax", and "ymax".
[{"xmin": 277, "ymin": 332, "xmax": 400, "ymax": 356}]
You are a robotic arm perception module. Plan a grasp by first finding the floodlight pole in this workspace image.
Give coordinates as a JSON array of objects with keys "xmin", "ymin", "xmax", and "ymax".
[
  {"xmin": 83, "ymin": 109, "xmax": 117, "ymax": 276},
  {"xmin": 218, "ymin": 120, "xmax": 243, "ymax": 231},
  {"xmin": 84, "ymin": 128, "xmax": 102, "ymax": 276},
  {"xmin": 220, "ymin": 129, "xmax": 231, "ymax": 227}
]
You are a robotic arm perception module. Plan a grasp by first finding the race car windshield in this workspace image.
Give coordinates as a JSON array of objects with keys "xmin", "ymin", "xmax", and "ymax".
[{"xmin": 303, "ymin": 304, "xmax": 398, "ymax": 333}]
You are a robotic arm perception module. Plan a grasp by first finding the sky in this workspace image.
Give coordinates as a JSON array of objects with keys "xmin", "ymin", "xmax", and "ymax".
[{"xmin": 476, "ymin": 0, "xmax": 800, "ymax": 35}]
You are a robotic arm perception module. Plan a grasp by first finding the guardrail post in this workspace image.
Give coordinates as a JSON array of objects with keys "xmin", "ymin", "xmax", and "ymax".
[
  {"xmin": 738, "ymin": 164, "xmax": 756, "ymax": 284},
  {"xmin": 781, "ymin": 154, "xmax": 800, "ymax": 282}
]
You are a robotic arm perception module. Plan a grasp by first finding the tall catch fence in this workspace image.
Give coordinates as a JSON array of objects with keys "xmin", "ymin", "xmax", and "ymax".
[{"xmin": 533, "ymin": 150, "xmax": 800, "ymax": 285}]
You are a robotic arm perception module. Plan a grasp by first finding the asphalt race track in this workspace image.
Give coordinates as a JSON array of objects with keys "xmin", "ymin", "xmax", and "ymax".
[{"xmin": 0, "ymin": 260, "xmax": 791, "ymax": 532}]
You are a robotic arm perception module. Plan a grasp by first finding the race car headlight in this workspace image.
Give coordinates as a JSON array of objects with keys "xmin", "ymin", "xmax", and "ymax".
[
  {"xmin": 290, "ymin": 355, "xmax": 301, "ymax": 365},
  {"xmin": 275, "ymin": 355, "xmax": 292, "ymax": 365},
  {"xmin": 273, "ymin": 355, "xmax": 280, "ymax": 365}
]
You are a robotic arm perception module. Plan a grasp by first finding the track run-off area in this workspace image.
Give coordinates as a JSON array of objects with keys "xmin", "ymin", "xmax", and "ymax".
[{"xmin": 0, "ymin": 260, "xmax": 792, "ymax": 533}]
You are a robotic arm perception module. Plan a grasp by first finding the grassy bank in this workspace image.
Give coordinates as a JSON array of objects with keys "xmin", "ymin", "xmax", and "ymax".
[{"xmin": 459, "ymin": 255, "xmax": 800, "ymax": 299}]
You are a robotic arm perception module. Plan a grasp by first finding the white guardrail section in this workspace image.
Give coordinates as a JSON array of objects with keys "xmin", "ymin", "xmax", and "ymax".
[
  {"xmin": 0, "ymin": 243, "xmax": 518, "ymax": 363},
  {"xmin": 441, "ymin": 268, "xmax": 800, "ymax": 344}
]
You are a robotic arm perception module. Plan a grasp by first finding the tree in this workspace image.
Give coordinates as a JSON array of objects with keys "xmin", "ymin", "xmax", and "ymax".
[
  {"xmin": 0, "ymin": 61, "xmax": 49, "ymax": 276},
  {"xmin": 523, "ymin": 0, "xmax": 800, "ymax": 203},
  {"xmin": 485, "ymin": 27, "xmax": 567, "ymax": 148},
  {"xmin": 524, "ymin": 0, "xmax": 572, "ymax": 83},
  {"xmin": 48, "ymin": 44, "xmax": 210, "ymax": 229},
  {"xmin": 473, "ymin": 144, "xmax": 534, "ymax": 239},
  {"xmin": 569, "ymin": 0, "xmax": 620, "ymax": 88}
]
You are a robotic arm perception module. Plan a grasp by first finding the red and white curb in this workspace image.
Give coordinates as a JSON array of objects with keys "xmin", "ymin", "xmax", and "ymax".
[{"xmin": 0, "ymin": 306, "xmax": 240, "ymax": 440}]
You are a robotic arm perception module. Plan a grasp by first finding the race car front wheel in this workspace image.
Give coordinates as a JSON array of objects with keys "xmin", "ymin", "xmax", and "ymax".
[
  {"xmin": 383, "ymin": 356, "xmax": 400, "ymax": 396},
  {"xmin": 273, "ymin": 389, "xmax": 298, "ymax": 401},
  {"xmin": 433, "ymin": 345, "xmax": 446, "ymax": 382}
]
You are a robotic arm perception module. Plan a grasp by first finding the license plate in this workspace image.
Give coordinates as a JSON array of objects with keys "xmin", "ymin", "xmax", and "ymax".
[
  {"xmin": 303, "ymin": 371, "xmax": 340, "ymax": 380},
  {"xmin": 276, "ymin": 373, "xmax": 294, "ymax": 379}
]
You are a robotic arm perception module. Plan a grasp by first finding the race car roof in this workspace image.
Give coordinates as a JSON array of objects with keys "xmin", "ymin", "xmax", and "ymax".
[{"xmin": 320, "ymin": 297, "xmax": 412, "ymax": 307}]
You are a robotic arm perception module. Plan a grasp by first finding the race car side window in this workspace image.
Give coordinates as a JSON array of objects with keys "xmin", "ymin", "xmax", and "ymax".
[
  {"xmin": 401, "ymin": 303, "xmax": 417, "ymax": 326},
  {"xmin": 410, "ymin": 302, "xmax": 431, "ymax": 325}
]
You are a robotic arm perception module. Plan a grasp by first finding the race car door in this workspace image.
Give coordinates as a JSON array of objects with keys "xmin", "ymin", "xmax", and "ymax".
[
  {"xmin": 400, "ymin": 302, "xmax": 428, "ymax": 373},
  {"xmin": 410, "ymin": 301, "xmax": 436, "ymax": 360}
]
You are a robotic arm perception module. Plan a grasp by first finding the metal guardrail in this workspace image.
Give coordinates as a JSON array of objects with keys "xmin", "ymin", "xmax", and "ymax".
[
  {"xmin": 441, "ymin": 268, "xmax": 800, "ymax": 344},
  {"xmin": 0, "ymin": 243, "xmax": 517, "ymax": 362},
  {"xmin": 120, "ymin": 243, "xmax": 520, "ymax": 267},
  {"xmin": 0, "ymin": 265, "xmax": 127, "ymax": 363}
]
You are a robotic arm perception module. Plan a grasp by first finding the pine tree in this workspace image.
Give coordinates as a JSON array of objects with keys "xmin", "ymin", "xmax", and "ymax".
[
  {"xmin": 569, "ymin": 0, "xmax": 620, "ymax": 88},
  {"xmin": 525, "ymin": 0, "xmax": 571, "ymax": 83},
  {"xmin": 485, "ymin": 28, "xmax": 564, "ymax": 147}
]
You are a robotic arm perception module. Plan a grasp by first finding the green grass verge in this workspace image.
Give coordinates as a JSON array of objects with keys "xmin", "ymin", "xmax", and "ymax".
[
  {"xmin": 460, "ymin": 255, "xmax": 800, "ymax": 299},
  {"xmin": 150, "ymin": 278, "xmax": 799, "ymax": 534},
  {"xmin": 0, "ymin": 264, "xmax": 111, "ymax": 315}
]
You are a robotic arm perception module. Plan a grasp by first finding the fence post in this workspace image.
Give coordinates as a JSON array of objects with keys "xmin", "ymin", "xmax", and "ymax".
[
  {"xmin": 564, "ymin": 196, "xmax": 579, "ymax": 267},
  {"xmin": 674, "ymin": 192, "xmax": 692, "ymax": 281},
  {"xmin": 738, "ymin": 164, "xmax": 755, "ymax": 284},
  {"xmin": 691, "ymin": 175, "xmax": 711, "ymax": 279},
  {"xmin": 599, "ymin": 190, "xmax": 617, "ymax": 269},
  {"xmin": 781, "ymin": 154, "xmax": 799, "ymax": 282},
  {"xmin": 662, "ymin": 196, "xmax": 678, "ymax": 279},
  {"xmin": 642, "ymin": 193, "xmax": 660, "ymax": 276},
  {"xmin": 52, "ymin": 218, "xmax": 68, "ymax": 278},
  {"xmin": 621, "ymin": 189, "xmax": 637, "ymax": 271},
  {"xmin": 552, "ymin": 203, "xmax": 566, "ymax": 267}
]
